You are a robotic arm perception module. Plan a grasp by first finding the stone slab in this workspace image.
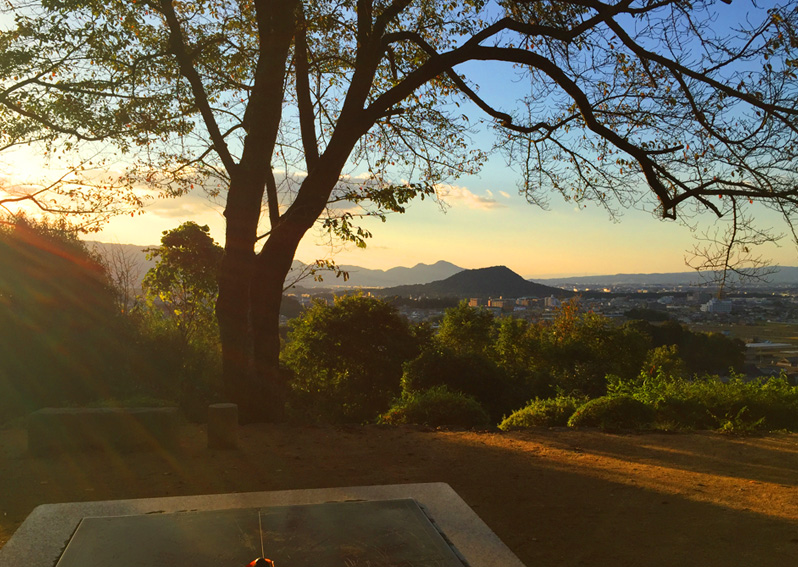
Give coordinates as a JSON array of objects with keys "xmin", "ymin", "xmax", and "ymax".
[
  {"xmin": 0, "ymin": 483, "xmax": 525, "ymax": 567},
  {"xmin": 56, "ymin": 499, "xmax": 465, "ymax": 567}
]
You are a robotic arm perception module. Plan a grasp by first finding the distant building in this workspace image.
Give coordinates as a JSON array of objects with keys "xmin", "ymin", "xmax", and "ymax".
[
  {"xmin": 701, "ymin": 298, "xmax": 732, "ymax": 313},
  {"xmin": 545, "ymin": 296, "xmax": 561, "ymax": 308},
  {"xmin": 488, "ymin": 297, "xmax": 515, "ymax": 311},
  {"xmin": 468, "ymin": 298, "xmax": 483, "ymax": 307}
]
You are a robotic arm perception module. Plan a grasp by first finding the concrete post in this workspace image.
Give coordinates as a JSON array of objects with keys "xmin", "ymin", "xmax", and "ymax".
[{"xmin": 207, "ymin": 403, "xmax": 238, "ymax": 450}]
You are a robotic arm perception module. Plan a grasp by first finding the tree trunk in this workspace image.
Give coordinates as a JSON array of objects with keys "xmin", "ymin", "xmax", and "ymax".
[
  {"xmin": 216, "ymin": 0, "xmax": 299, "ymax": 422},
  {"xmin": 249, "ymin": 223, "xmax": 307, "ymax": 422},
  {"xmin": 216, "ymin": 170, "xmax": 262, "ymax": 421}
]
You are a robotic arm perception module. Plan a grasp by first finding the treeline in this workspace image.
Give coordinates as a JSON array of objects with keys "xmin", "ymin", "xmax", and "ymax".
[
  {"xmin": 281, "ymin": 294, "xmax": 789, "ymax": 431},
  {"xmin": 2, "ymin": 217, "xmax": 796, "ymax": 432}
]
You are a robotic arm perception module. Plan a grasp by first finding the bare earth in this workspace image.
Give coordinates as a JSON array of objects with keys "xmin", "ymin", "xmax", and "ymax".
[{"xmin": 1, "ymin": 424, "xmax": 797, "ymax": 567}]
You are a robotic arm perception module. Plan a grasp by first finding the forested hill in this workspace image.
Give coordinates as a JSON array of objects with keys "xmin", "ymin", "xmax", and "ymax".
[{"xmin": 375, "ymin": 266, "xmax": 570, "ymax": 299}]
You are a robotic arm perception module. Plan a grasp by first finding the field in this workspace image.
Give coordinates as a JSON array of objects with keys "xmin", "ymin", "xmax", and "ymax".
[
  {"xmin": 1, "ymin": 424, "xmax": 797, "ymax": 566},
  {"xmin": 689, "ymin": 322, "xmax": 798, "ymax": 345}
]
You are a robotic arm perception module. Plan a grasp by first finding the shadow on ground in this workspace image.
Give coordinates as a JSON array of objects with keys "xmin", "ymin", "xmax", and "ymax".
[{"xmin": 1, "ymin": 425, "xmax": 797, "ymax": 567}]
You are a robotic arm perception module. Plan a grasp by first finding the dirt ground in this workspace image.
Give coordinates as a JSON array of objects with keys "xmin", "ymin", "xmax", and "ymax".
[{"xmin": 1, "ymin": 423, "xmax": 797, "ymax": 566}]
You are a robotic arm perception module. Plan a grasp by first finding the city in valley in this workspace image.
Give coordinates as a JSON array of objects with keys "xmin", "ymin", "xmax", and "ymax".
[{"xmin": 282, "ymin": 261, "xmax": 798, "ymax": 383}]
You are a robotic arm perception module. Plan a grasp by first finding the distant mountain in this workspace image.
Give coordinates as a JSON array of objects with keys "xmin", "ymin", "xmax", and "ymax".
[
  {"xmin": 535, "ymin": 266, "xmax": 798, "ymax": 287},
  {"xmin": 289, "ymin": 260, "xmax": 463, "ymax": 288},
  {"xmin": 87, "ymin": 243, "xmax": 464, "ymax": 289},
  {"xmin": 375, "ymin": 266, "xmax": 569, "ymax": 298},
  {"xmin": 86, "ymin": 242, "xmax": 155, "ymax": 275}
]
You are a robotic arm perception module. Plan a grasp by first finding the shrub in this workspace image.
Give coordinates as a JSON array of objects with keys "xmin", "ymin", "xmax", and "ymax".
[
  {"xmin": 0, "ymin": 216, "xmax": 133, "ymax": 422},
  {"xmin": 283, "ymin": 294, "xmax": 419, "ymax": 423},
  {"xmin": 498, "ymin": 395, "xmax": 585, "ymax": 430},
  {"xmin": 379, "ymin": 386, "xmax": 490, "ymax": 429},
  {"xmin": 609, "ymin": 371, "xmax": 798, "ymax": 432},
  {"xmin": 567, "ymin": 395, "xmax": 655, "ymax": 430},
  {"xmin": 126, "ymin": 307, "xmax": 224, "ymax": 423},
  {"xmin": 401, "ymin": 346, "xmax": 513, "ymax": 421}
]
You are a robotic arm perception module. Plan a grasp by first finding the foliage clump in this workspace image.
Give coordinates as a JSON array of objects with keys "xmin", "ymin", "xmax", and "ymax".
[
  {"xmin": 379, "ymin": 386, "xmax": 490, "ymax": 429},
  {"xmin": 567, "ymin": 395, "xmax": 656, "ymax": 430},
  {"xmin": 0, "ymin": 216, "xmax": 131, "ymax": 421},
  {"xmin": 609, "ymin": 371, "xmax": 798, "ymax": 432},
  {"xmin": 498, "ymin": 395, "xmax": 585, "ymax": 430},
  {"xmin": 401, "ymin": 345, "xmax": 516, "ymax": 422},
  {"xmin": 282, "ymin": 294, "xmax": 418, "ymax": 423}
]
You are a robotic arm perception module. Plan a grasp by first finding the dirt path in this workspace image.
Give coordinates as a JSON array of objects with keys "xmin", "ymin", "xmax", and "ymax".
[{"xmin": 2, "ymin": 424, "xmax": 797, "ymax": 566}]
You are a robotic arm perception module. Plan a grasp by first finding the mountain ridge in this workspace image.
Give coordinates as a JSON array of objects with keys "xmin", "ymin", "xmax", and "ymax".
[
  {"xmin": 86, "ymin": 242, "xmax": 798, "ymax": 289},
  {"xmin": 534, "ymin": 267, "xmax": 798, "ymax": 287},
  {"xmin": 290, "ymin": 259, "xmax": 464, "ymax": 288},
  {"xmin": 374, "ymin": 265, "xmax": 569, "ymax": 298}
]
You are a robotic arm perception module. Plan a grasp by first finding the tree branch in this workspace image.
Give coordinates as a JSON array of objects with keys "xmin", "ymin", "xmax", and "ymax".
[
  {"xmin": 158, "ymin": 0, "xmax": 237, "ymax": 175},
  {"xmin": 294, "ymin": 5, "xmax": 319, "ymax": 173}
]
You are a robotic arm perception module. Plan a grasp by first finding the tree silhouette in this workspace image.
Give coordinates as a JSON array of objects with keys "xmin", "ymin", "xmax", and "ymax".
[{"xmin": 2, "ymin": 1, "xmax": 797, "ymax": 419}]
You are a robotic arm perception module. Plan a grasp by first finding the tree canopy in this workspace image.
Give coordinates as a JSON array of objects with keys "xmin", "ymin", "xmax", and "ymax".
[
  {"xmin": 0, "ymin": 215, "xmax": 126, "ymax": 419},
  {"xmin": 143, "ymin": 221, "xmax": 223, "ymax": 341},
  {"xmin": 282, "ymin": 294, "xmax": 418, "ymax": 422},
  {"xmin": 2, "ymin": 0, "xmax": 797, "ymax": 419}
]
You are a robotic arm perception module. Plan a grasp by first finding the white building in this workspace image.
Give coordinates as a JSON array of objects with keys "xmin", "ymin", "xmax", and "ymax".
[
  {"xmin": 701, "ymin": 298, "xmax": 733, "ymax": 313},
  {"xmin": 544, "ymin": 295, "xmax": 561, "ymax": 308}
]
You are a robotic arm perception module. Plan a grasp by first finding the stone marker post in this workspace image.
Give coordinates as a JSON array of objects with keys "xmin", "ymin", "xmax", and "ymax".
[{"xmin": 207, "ymin": 403, "xmax": 238, "ymax": 449}]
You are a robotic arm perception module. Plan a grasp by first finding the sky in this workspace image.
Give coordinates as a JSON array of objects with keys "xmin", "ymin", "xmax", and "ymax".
[
  {"xmin": 75, "ymin": 154, "xmax": 794, "ymax": 279},
  {"xmin": 2, "ymin": 2, "xmax": 796, "ymax": 280}
]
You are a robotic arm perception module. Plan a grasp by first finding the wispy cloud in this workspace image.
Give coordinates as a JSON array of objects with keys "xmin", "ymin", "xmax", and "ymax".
[
  {"xmin": 145, "ymin": 192, "xmax": 224, "ymax": 219},
  {"xmin": 437, "ymin": 184, "xmax": 506, "ymax": 210},
  {"xmin": 499, "ymin": 190, "xmax": 511, "ymax": 199}
]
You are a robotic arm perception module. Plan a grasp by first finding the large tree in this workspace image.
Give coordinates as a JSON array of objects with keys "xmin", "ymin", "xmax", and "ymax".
[{"xmin": 2, "ymin": 0, "xmax": 798, "ymax": 420}]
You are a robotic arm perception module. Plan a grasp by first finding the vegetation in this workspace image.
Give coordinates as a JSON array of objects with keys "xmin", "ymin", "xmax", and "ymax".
[
  {"xmin": 142, "ymin": 222, "xmax": 223, "ymax": 344},
  {"xmin": 0, "ymin": 216, "xmax": 225, "ymax": 424},
  {"xmin": 4, "ymin": 2, "xmax": 798, "ymax": 422},
  {"xmin": 498, "ymin": 395, "xmax": 586, "ymax": 430},
  {"xmin": 567, "ymin": 395, "xmax": 656, "ymax": 430},
  {"xmin": 0, "ymin": 216, "xmax": 793, "ymax": 433},
  {"xmin": 0, "ymin": 216, "xmax": 129, "ymax": 421},
  {"xmin": 608, "ymin": 372, "xmax": 798, "ymax": 432},
  {"xmin": 379, "ymin": 386, "xmax": 490, "ymax": 429},
  {"xmin": 282, "ymin": 294, "xmax": 419, "ymax": 423}
]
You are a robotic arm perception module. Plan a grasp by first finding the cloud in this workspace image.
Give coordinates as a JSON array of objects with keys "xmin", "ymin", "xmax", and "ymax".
[
  {"xmin": 437, "ymin": 184, "xmax": 506, "ymax": 210},
  {"xmin": 145, "ymin": 190, "xmax": 225, "ymax": 219},
  {"xmin": 499, "ymin": 190, "xmax": 511, "ymax": 199}
]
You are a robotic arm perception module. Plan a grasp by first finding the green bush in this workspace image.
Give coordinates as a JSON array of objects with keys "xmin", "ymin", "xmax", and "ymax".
[
  {"xmin": 568, "ymin": 395, "xmax": 655, "ymax": 430},
  {"xmin": 498, "ymin": 395, "xmax": 585, "ymax": 430},
  {"xmin": 283, "ymin": 294, "xmax": 419, "ymax": 423},
  {"xmin": 0, "ymin": 216, "xmax": 134, "ymax": 422},
  {"xmin": 401, "ymin": 346, "xmax": 513, "ymax": 421},
  {"xmin": 609, "ymin": 371, "xmax": 798, "ymax": 432},
  {"xmin": 379, "ymin": 386, "xmax": 491, "ymax": 429},
  {"xmin": 125, "ymin": 307, "xmax": 223, "ymax": 423}
]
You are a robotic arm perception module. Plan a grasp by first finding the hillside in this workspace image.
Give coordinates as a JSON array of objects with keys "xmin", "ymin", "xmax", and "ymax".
[
  {"xmin": 290, "ymin": 260, "xmax": 463, "ymax": 288},
  {"xmin": 535, "ymin": 266, "xmax": 798, "ymax": 287},
  {"xmin": 376, "ymin": 265, "xmax": 569, "ymax": 298}
]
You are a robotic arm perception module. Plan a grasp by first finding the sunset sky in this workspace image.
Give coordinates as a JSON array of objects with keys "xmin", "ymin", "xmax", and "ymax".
[
  {"xmin": 2, "ymin": 2, "xmax": 795, "ymax": 279},
  {"xmin": 1, "ymin": 124, "xmax": 794, "ymax": 280},
  {"xmin": 83, "ymin": 156, "xmax": 794, "ymax": 279}
]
